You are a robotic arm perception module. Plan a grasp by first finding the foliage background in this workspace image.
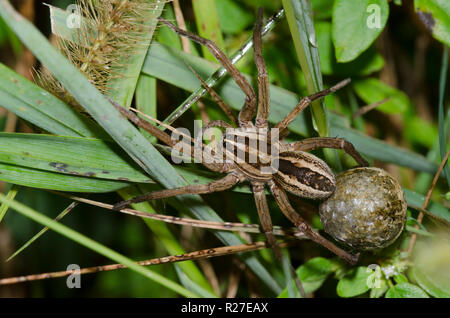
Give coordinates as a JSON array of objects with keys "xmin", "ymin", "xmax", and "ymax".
[{"xmin": 0, "ymin": 0, "xmax": 448, "ymax": 298}]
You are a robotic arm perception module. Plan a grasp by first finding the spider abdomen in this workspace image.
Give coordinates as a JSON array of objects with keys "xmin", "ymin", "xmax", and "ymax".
[{"xmin": 274, "ymin": 151, "xmax": 336, "ymax": 199}]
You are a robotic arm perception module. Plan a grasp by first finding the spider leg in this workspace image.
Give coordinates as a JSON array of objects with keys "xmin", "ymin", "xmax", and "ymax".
[
  {"xmin": 185, "ymin": 63, "xmax": 239, "ymax": 127},
  {"xmin": 287, "ymin": 137, "xmax": 369, "ymax": 167},
  {"xmin": 274, "ymin": 79, "xmax": 351, "ymax": 136},
  {"xmin": 158, "ymin": 17, "xmax": 257, "ymax": 128},
  {"xmin": 254, "ymin": 8, "xmax": 270, "ymax": 128},
  {"xmin": 269, "ymin": 180, "xmax": 359, "ymax": 265},
  {"xmin": 110, "ymin": 98, "xmax": 232, "ymax": 173},
  {"xmin": 114, "ymin": 172, "xmax": 244, "ymax": 211},
  {"xmin": 252, "ymin": 181, "xmax": 306, "ymax": 297}
]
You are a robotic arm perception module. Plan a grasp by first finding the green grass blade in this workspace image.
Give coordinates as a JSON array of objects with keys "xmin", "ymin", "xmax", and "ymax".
[
  {"xmin": 136, "ymin": 74, "xmax": 158, "ymax": 142},
  {"xmin": 282, "ymin": 0, "xmax": 328, "ymax": 137},
  {"xmin": 0, "ymin": 133, "xmax": 152, "ymax": 183},
  {"xmin": 107, "ymin": 1, "xmax": 165, "ymax": 107},
  {"xmin": 0, "ymin": 163, "xmax": 131, "ymax": 193},
  {"xmin": 174, "ymin": 266, "xmax": 217, "ymax": 298},
  {"xmin": 0, "ymin": 184, "xmax": 18, "ymax": 222},
  {"xmin": 192, "ymin": 0, "xmax": 225, "ymax": 61},
  {"xmin": 438, "ymin": 46, "xmax": 449, "ymax": 187},
  {"xmin": 405, "ymin": 225, "xmax": 434, "ymax": 237},
  {"xmin": 118, "ymin": 186, "xmax": 216, "ymax": 295},
  {"xmin": 0, "ymin": 1, "xmax": 280, "ymax": 293},
  {"xmin": 329, "ymin": 124, "xmax": 438, "ymax": 175},
  {"xmin": 0, "ymin": 193, "xmax": 198, "ymax": 298},
  {"xmin": 0, "ymin": 63, "xmax": 103, "ymax": 138},
  {"xmin": 6, "ymin": 201, "xmax": 77, "ymax": 262},
  {"xmin": 404, "ymin": 188, "xmax": 450, "ymax": 223}
]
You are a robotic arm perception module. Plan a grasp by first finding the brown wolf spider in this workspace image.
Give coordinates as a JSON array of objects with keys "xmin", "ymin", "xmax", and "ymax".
[{"xmin": 112, "ymin": 8, "xmax": 369, "ymax": 280}]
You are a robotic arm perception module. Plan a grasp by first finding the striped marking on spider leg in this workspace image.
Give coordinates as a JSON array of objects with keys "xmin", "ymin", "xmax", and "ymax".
[{"xmin": 274, "ymin": 151, "xmax": 336, "ymax": 199}]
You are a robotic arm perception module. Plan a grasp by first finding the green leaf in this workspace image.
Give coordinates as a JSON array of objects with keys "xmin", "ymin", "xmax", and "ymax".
[
  {"xmin": 330, "ymin": 125, "xmax": 438, "ymax": 174},
  {"xmin": 414, "ymin": 0, "xmax": 450, "ymax": 46},
  {"xmin": 385, "ymin": 283, "xmax": 429, "ymax": 298},
  {"xmin": 337, "ymin": 266, "xmax": 371, "ymax": 297},
  {"xmin": 0, "ymin": 163, "xmax": 131, "ymax": 193},
  {"xmin": 332, "ymin": 0, "xmax": 389, "ymax": 62},
  {"xmin": 404, "ymin": 189, "xmax": 450, "ymax": 223},
  {"xmin": 405, "ymin": 116, "xmax": 439, "ymax": 148},
  {"xmin": 438, "ymin": 47, "xmax": 450, "ymax": 187},
  {"xmin": 394, "ymin": 274, "xmax": 409, "ymax": 284},
  {"xmin": 410, "ymin": 238, "xmax": 450, "ymax": 298},
  {"xmin": 6, "ymin": 201, "xmax": 77, "ymax": 262},
  {"xmin": 316, "ymin": 21, "xmax": 385, "ymax": 76},
  {"xmin": 0, "ymin": 63, "xmax": 102, "ymax": 138},
  {"xmin": 118, "ymin": 187, "xmax": 216, "ymax": 296},
  {"xmin": 0, "ymin": 193, "xmax": 198, "ymax": 298},
  {"xmin": 106, "ymin": 1, "xmax": 165, "ymax": 107},
  {"xmin": 192, "ymin": 0, "xmax": 225, "ymax": 61},
  {"xmin": 311, "ymin": 0, "xmax": 335, "ymax": 20},
  {"xmin": 370, "ymin": 278, "xmax": 389, "ymax": 298},
  {"xmin": 0, "ymin": 133, "xmax": 152, "ymax": 183},
  {"xmin": 282, "ymin": 0, "xmax": 329, "ymax": 138},
  {"xmin": 136, "ymin": 74, "xmax": 158, "ymax": 143},
  {"xmin": 0, "ymin": 184, "xmax": 18, "ymax": 222},
  {"xmin": 0, "ymin": 15, "xmax": 21, "ymax": 54},
  {"xmin": 278, "ymin": 257, "xmax": 334, "ymax": 297},
  {"xmin": 216, "ymin": 0, "xmax": 253, "ymax": 34},
  {"xmin": 353, "ymin": 78, "xmax": 411, "ymax": 114},
  {"xmin": 156, "ymin": 5, "xmax": 183, "ymax": 50}
]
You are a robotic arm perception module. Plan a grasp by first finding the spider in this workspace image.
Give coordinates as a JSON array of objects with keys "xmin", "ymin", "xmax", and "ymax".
[{"xmin": 112, "ymin": 8, "xmax": 369, "ymax": 270}]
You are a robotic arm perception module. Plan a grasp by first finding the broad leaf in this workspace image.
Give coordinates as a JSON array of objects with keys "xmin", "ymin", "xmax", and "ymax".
[
  {"xmin": 353, "ymin": 78, "xmax": 411, "ymax": 114},
  {"xmin": 278, "ymin": 257, "xmax": 334, "ymax": 297},
  {"xmin": 332, "ymin": 0, "xmax": 389, "ymax": 62},
  {"xmin": 337, "ymin": 266, "xmax": 371, "ymax": 297},
  {"xmin": 415, "ymin": 0, "xmax": 450, "ymax": 46},
  {"xmin": 0, "ymin": 63, "xmax": 103, "ymax": 138},
  {"xmin": 316, "ymin": 21, "xmax": 385, "ymax": 76},
  {"xmin": 385, "ymin": 283, "xmax": 429, "ymax": 298}
]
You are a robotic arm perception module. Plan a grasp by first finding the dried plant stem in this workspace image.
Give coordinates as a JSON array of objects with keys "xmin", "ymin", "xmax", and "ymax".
[
  {"xmin": 407, "ymin": 149, "xmax": 450, "ymax": 253},
  {"xmin": 172, "ymin": 0, "xmax": 191, "ymax": 54},
  {"xmin": 351, "ymin": 98, "xmax": 391, "ymax": 119},
  {"xmin": 51, "ymin": 191, "xmax": 307, "ymax": 239},
  {"xmin": 0, "ymin": 241, "xmax": 291, "ymax": 286}
]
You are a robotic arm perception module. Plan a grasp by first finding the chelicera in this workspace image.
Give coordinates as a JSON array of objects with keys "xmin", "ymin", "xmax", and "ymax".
[{"xmin": 112, "ymin": 8, "xmax": 369, "ymax": 280}]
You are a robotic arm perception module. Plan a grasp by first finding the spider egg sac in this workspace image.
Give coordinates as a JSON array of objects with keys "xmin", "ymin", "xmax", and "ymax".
[{"xmin": 318, "ymin": 167, "xmax": 407, "ymax": 251}]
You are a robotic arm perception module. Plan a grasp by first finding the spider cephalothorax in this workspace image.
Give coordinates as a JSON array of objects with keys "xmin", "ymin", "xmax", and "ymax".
[{"xmin": 112, "ymin": 8, "xmax": 369, "ymax": 269}]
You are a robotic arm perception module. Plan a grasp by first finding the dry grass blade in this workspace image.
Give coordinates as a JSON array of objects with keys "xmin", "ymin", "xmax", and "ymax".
[
  {"xmin": 407, "ymin": 149, "xmax": 450, "ymax": 253},
  {"xmin": 0, "ymin": 241, "xmax": 292, "ymax": 286},
  {"xmin": 351, "ymin": 98, "xmax": 391, "ymax": 119},
  {"xmin": 52, "ymin": 191, "xmax": 307, "ymax": 239}
]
